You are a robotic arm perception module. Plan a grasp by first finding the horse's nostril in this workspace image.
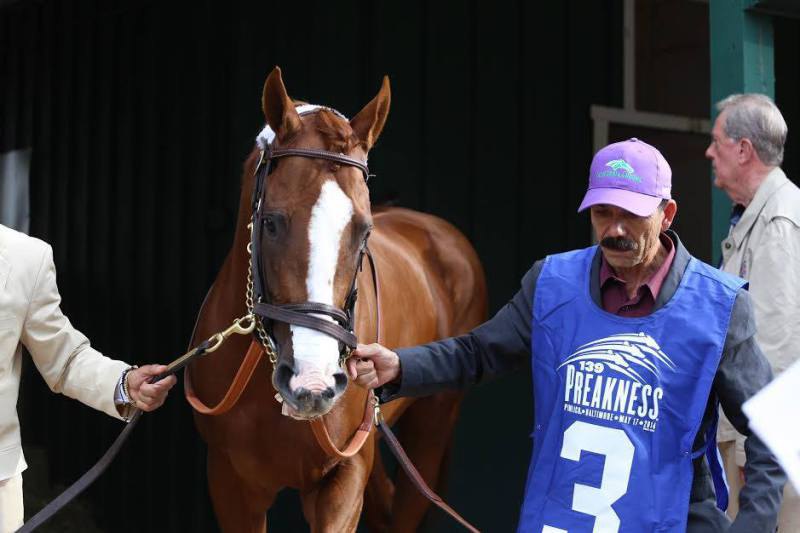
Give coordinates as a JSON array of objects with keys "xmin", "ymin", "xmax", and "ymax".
[
  {"xmin": 275, "ymin": 362, "xmax": 294, "ymax": 385},
  {"xmin": 296, "ymin": 389, "xmax": 311, "ymax": 403},
  {"xmin": 333, "ymin": 372, "xmax": 347, "ymax": 389}
]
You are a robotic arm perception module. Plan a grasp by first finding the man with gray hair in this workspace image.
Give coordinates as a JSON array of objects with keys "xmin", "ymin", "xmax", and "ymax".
[{"xmin": 707, "ymin": 93, "xmax": 800, "ymax": 530}]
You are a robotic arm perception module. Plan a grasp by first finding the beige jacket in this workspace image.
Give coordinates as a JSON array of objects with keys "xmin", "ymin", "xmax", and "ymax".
[
  {"xmin": 0, "ymin": 224, "xmax": 127, "ymax": 479},
  {"xmin": 717, "ymin": 168, "xmax": 800, "ymax": 464}
]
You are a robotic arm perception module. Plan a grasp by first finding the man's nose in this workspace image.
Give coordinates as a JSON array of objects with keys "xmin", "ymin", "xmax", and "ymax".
[
  {"xmin": 705, "ymin": 144, "xmax": 714, "ymax": 160},
  {"xmin": 606, "ymin": 221, "xmax": 627, "ymax": 237}
]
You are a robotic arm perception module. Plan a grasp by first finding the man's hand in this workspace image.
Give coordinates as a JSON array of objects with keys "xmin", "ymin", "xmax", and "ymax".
[
  {"xmin": 346, "ymin": 343, "xmax": 401, "ymax": 389},
  {"xmin": 126, "ymin": 365, "xmax": 177, "ymax": 411}
]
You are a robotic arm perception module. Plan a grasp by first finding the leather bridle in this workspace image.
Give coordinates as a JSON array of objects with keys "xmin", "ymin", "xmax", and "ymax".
[{"xmin": 247, "ymin": 107, "xmax": 378, "ymax": 367}]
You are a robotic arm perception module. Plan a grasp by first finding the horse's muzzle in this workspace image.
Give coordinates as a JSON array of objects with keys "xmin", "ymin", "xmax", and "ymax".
[{"xmin": 273, "ymin": 361, "xmax": 347, "ymax": 417}]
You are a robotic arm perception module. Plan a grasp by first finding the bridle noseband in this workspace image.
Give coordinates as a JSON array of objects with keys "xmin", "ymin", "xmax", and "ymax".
[{"xmin": 247, "ymin": 108, "xmax": 375, "ymax": 368}]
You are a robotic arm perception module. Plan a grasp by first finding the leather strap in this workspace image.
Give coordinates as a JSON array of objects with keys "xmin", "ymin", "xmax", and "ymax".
[
  {"xmin": 184, "ymin": 341, "xmax": 264, "ymax": 415},
  {"xmin": 377, "ymin": 418, "xmax": 481, "ymax": 533},
  {"xmin": 16, "ymin": 410, "xmax": 144, "ymax": 533},
  {"xmin": 255, "ymin": 302, "xmax": 358, "ymax": 348},
  {"xmin": 185, "ymin": 340, "xmax": 376, "ymax": 462},
  {"xmin": 280, "ymin": 302, "xmax": 350, "ymax": 324},
  {"xmin": 364, "ymin": 246, "xmax": 380, "ymax": 343},
  {"xmin": 17, "ymin": 365, "xmax": 184, "ymax": 531},
  {"xmin": 308, "ymin": 390, "xmax": 375, "ymax": 459},
  {"xmin": 270, "ymin": 148, "xmax": 369, "ymax": 181}
]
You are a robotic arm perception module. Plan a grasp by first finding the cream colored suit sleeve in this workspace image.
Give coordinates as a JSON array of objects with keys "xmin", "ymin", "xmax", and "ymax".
[{"xmin": 20, "ymin": 244, "xmax": 128, "ymax": 420}]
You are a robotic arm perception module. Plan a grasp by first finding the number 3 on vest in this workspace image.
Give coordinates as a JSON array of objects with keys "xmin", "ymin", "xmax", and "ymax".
[{"xmin": 543, "ymin": 421, "xmax": 635, "ymax": 533}]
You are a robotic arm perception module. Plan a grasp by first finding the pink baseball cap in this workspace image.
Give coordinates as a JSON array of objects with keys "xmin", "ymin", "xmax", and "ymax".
[{"xmin": 578, "ymin": 138, "xmax": 672, "ymax": 217}]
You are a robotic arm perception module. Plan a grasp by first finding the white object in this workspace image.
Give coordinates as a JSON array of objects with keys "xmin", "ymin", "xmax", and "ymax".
[{"xmin": 743, "ymin": 359, "xmax": 800, "ymax": 491}]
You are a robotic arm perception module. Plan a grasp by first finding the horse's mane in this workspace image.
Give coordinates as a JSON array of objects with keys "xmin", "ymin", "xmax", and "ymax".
[{"xmin": 312, "ymin": 108, "xmax": 365, "ymax": 154}]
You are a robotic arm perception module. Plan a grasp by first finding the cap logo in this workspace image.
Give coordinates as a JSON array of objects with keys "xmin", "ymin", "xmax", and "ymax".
[
  {"xmin": 597, "ymin": 159, "xmax": 642, "ymax": 183},
  {"xmin": 605, "ymin": 159, "xmax": 635, "ymax": 174}
]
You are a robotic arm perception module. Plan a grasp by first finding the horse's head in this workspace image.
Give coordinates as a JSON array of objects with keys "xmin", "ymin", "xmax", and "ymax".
[{"xmin": 254, "ymin": 67, "xmax": 390, "ymax": 419}]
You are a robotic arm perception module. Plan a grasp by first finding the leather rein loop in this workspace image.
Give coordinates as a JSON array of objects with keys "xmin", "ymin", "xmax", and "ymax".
[{"xmin": 184, "ymin": 340, "xmax": 264, "ymax": 416}]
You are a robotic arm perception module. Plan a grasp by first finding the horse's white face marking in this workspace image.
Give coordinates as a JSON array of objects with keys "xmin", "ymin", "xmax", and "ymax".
[{"xmin": 289, "ymin": 179, "xmax": 353, "ymax": 392}]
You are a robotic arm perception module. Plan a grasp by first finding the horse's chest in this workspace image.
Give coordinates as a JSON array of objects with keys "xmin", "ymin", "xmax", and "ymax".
[{"xmin": 225, "ymin": 418, "xmax": 330, "ymax": 488}]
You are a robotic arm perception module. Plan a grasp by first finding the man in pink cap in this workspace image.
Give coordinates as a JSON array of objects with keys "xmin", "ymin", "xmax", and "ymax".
[
  {"xmin": 349, "ymin": 139, "xmax": 784, "ymax": 532},
  {"xmin": 577, "ymin": 138, "xmax": 678, "ymax": 296}
]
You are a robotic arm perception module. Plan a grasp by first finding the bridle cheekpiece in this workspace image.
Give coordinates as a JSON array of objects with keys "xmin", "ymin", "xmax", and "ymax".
[{"xmin": 246, "ymin": 106, "xmax": 376, "ymax": 370}]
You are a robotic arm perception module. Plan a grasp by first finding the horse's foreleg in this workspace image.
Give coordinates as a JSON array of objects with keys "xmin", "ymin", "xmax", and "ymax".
[
  {"xmin": 301, "ymin": 447, "xmax": 373, "ymax": 533},
  {"xmin": 208, "ymin": 448, "xmax": 276, "ymax": 533},
  {"xmin": 362, "ymin": 441, "xmax": 395, "ymax": 533},
  {"xmin": 389, "ymin": 391, "xmax": 463, "ymax": 533}
]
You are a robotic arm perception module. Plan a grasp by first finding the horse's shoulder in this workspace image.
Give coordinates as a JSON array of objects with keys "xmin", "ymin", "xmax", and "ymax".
[{"xmin": 369, "ymin": 206, "xmax": 486, "ymax": 327}]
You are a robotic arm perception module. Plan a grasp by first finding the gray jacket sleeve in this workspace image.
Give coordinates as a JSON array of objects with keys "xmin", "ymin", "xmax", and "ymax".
[
  {"xmin": 717, "ymin": 289, "xmax": 786, "ymax": 533},
  {"xmin": 376, "ymin": 261, "xmax": 542, "ymax": 402}
]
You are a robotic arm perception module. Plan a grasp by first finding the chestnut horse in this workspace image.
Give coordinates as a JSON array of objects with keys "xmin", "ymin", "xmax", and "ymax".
[{"xmin": 187, "ymin": 67, "xmax": 487, "ymax": 532}]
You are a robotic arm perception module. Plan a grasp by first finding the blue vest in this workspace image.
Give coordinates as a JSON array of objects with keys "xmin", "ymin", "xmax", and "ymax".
[{"xmin": 518, "ymin": 246, "xmax": 744, "ymax": 533}]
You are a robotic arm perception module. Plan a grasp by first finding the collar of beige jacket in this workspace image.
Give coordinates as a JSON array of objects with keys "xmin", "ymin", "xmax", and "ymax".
[{"xmin": 728, "ymin": 167, "xmax": 790, "ymax": 249}]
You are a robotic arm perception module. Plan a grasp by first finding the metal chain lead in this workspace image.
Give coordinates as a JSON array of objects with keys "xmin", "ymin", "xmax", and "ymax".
[{"xmin": 246, "ymin": 220, "xmax": 278, "ymax": 365}]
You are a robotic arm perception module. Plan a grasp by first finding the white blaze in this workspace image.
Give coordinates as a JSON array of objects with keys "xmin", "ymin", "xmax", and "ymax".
[{"xmin": 290, "ymin": 180, "xmax": 353, "ymax": 386}]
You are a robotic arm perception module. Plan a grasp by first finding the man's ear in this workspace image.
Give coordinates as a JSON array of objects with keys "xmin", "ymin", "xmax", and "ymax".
[
  {"xmin": 738, "ymin": 138, "xmax": 756, "ymax": 165},
  {"xmin": 661, "ymin": 200, "xmax": 678, "ymax": 231}
]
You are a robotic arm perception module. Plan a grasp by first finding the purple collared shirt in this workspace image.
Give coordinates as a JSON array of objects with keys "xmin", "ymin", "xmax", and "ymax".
[{"xmin": 599, "ymin": 233, "xmax": 676, "ymax": 317}]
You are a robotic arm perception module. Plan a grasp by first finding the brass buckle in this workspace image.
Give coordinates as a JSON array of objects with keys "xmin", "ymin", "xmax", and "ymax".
[
  {"xmin": 372, "ymin": 395, "xmax": 384, "ymax": 427},
  {"xmin": 205, "ymin": 315, "xmax": 257, "ymax": 353}
]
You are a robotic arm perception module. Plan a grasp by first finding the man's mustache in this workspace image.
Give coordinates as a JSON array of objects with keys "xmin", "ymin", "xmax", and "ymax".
[{"xmin": 600, "ymin": 236, "xmax": 638, "ymax": 251}]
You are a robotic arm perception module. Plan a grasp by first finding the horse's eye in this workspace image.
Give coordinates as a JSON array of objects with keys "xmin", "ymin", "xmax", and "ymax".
[
  {"xmin": 264, "ymin": 215, "xmax": 277, "ymax": 236},
  {"xmin": 262, "ymin": 212, "xmax": 286, "ymax": 240}
]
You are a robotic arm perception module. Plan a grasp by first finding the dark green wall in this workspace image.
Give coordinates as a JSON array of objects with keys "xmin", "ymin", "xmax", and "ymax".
[
  {"xmin": 1, "ymin": 0, "xmax": 624, "ymax": 530},
  {"xmin": 775, "ymin": 15, "xmax": 800, "ymax": 186}
]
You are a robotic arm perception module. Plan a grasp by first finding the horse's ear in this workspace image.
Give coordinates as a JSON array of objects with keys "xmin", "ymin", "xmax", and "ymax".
[
  {"xmin": 350, "ymin": 76, "xmax": 391, "ymax": 151},
  {"xmin": 262, "ymin": 66, "xmax": 302, "ymax": 141}
]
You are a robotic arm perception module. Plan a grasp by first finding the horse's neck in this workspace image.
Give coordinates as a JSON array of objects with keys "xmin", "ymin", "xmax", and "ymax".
[
  {"xmin": 228, "ymin": 163, "xmax": 259, "ymax": 278},
  {"xmin": 231, "ymin": 147, "xmax": 262, "ymax": 255}
]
